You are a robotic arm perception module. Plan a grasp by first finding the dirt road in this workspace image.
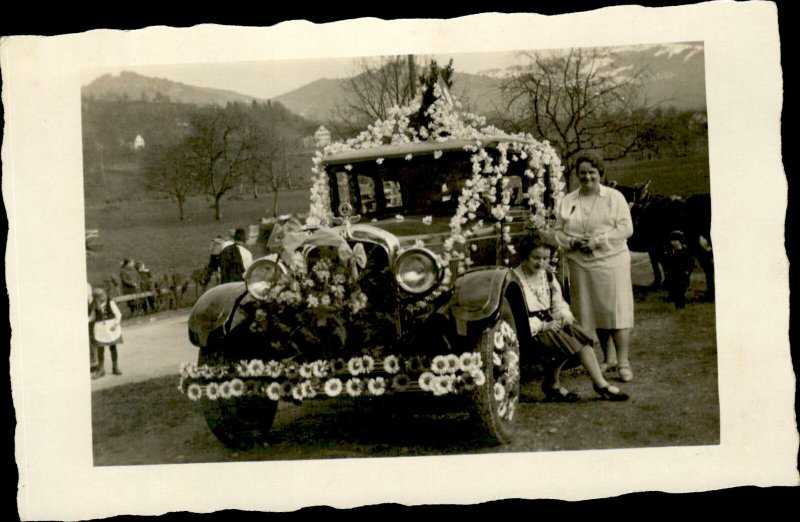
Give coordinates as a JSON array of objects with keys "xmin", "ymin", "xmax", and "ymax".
[{"xmin": 91, "ymin": 310, "xmax": 197, "ymax": 392}]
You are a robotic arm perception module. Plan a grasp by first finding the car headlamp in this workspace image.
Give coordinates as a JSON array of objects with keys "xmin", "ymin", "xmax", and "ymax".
[
  {"xmin": 245, "ymin": 255, "xmax": 287, "ymax": 300},
  {"xmin": 394, "ymin": 248, "xmax": 442, "ymax": 296}
]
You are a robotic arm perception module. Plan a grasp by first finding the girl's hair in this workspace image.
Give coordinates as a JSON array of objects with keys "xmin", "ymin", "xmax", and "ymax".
[
  {"xmin": 517, "ymin": 233, "xmax": 556, "ymax": 260},
  {"xmin": 574, "ymin": 151, "xmax": 606, "ymax": 177},
  {"xmin": 92, "ymin": 287, "xmax": 107, "ymax": 299}
]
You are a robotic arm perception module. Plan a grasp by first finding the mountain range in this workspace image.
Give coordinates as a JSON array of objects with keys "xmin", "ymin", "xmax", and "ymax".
[{"xmin": 82, "ymin": 44, "xmax": 706, "ymax": 123}]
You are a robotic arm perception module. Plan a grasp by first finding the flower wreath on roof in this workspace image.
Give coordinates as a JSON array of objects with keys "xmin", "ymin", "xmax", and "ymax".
[{"xmin": 307, "ymin": 84, "xmax": 566, "ymax": 309}]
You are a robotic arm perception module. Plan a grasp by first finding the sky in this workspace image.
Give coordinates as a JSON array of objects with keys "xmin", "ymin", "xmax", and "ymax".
[
  {"xmin": 81, "ymin": 43, "xmax": 701, "ymax": 101},
  {"xmin": 81, "ymin": 50, "xmax": 531, "ymax": 100}
]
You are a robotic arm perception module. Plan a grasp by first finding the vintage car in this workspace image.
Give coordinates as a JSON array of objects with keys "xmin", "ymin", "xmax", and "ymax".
[{"xmin": 181, "ymin": 133, "xmax": 564, "ymax": 449}]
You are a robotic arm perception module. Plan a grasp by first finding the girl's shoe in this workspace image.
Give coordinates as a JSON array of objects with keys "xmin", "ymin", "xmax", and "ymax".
[
  {"xmin": 618, "ymin": 366, "xmax": 634, "ymax": 382},
  {"xmin": 599, "ymin": 362, "xmax": 617, "ymax": 373},
  {"xmin": 542, "ymin": 385, "xmax": 581, "ymax": 403},
  {"xmin": 593, "ymin": 384, "xmax": 629, "ymax": 401}
]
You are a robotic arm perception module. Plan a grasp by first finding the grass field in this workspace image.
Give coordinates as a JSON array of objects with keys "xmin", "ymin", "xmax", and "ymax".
[
  {"xmin": 85, "ymin": 190, "xmax": 311, "ymax": 287},
  {"xmin": 607, "ymin": 149, "xmax": 710, "ymax": 196}
]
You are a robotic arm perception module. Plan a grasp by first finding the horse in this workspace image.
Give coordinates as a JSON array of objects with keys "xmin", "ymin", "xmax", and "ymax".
[{"xmin": 606, "ymin": 180, "xmax": 714, "ymax": 302}]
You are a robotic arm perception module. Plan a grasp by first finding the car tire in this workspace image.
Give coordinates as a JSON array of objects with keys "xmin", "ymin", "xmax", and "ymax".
[
  {"xmin": 469, "ymin": 296, "xmax": 520, "ymax": 445},
  {"xmin": 198, "ymin": 346, "xmax": 278, "ymax": 450}
]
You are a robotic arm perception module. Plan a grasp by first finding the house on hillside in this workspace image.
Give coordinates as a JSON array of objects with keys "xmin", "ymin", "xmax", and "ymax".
[
  {"xmin": 314, "ymin": 126, "xmax": 331, "ymax": 148},
  {"xmin": 133, "ymin": 134, "xmax": 146, "ymax": 151}
]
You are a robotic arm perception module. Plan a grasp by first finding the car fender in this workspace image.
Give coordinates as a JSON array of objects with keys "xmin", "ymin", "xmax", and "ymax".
[
  {"xmin": 450, "ymin": 266, "xmax": 526, "ymax": 336},
  {"xmin": 188, "ymin": 282, "xmax": 247, "ymax": 347}
]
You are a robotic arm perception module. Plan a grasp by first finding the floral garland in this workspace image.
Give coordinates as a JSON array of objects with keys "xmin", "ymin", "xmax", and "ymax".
[
  {"xmin": 307, "ymin": 84, "xmax": 566, "ymax": 311},
  {"xmin": 491, "ymin": 320, "xmax": 520, "ymax": 422},
  {"xmin": 250, "ymin": 247, "xmax": 368, "ymax": 318},
  {"xmin": 179, "ymin": 352, "xmax": 488, "ymax": 402}
]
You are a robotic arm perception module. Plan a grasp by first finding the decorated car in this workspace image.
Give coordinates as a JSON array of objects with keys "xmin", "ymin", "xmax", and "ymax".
[{"xmin": 179, "ymin": 85, "xmax": 566, "ymax": 448}]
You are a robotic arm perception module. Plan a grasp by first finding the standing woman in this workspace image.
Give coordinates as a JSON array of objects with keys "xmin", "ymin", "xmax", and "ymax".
[{"xmin": 548, "ymin": 151, "xmax": 636, "ymax": 382}]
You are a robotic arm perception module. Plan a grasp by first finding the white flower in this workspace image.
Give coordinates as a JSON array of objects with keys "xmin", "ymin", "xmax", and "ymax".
[
  {"xmin": 301, "ymin": 380, "xmax": 317, "ymax": 399},
  {"xmin": 395, "ymin": 214, "xmax": 404, "ymax": 222},
  {"xmin": 347, "ymin": 357, "xmax": 365, "ymax": 376},
  {"xmin": 265, "ymin": 361, "xmax": 283, "ymax": 378},
  {"xmin": 445, "ymin": 354, "xmax": 459, "ymax": 373},
  {"xmin": 230, "ymin": 379, "xmax": 245, "ymax": 397},
  {"xmin": 493, "ymin": 382, "xmax": 506, "ymax": 401},
  {"xmin": 433, "ymin": 376, "xmax": 454, "ymax": 396},
  {"xmin": 206, "ymin": 382, "xmax": 219, "ymax": 400},
  {"xmin": 405, "ymin": 154, "xmax": 413, "ymax": 161},
  {"xmin": 324, "ymin": 378, "xmax": 343, "ymax": 397},
  {"xmin": 362, "ymin": 355, "xmax": 375, "ymax": 373},
  {"xmin": 459, "ymin": 352, "xmax": 476, "ymax": 372},
  {"xmin": 414, "ymin": 239, "xmax": 425, "ymax": 248},
  {"xmin": 307, "ymin": 295, "xmax": 320, "ymax": 308},
  {"xmin": 383, "ymin": 355, "xmax": 400, "ymax": 374},
  {"xmin": 248, "ymin": 359, "xmax": 265, "ymax": 376},
  {"xmin": 344, "ymin": 164, "xmax": 353, "ymax": 171},
  {"xmin": 186, "ymin": 384, "xmax": 202, "ymax": 401},
  {"xmin": 266, "ymin": 382, "xmax": 282, "ymax": 401},
  {"xmin": 472, "ymin": 369, "xmax": 486, "ymax": 387},
  {"xmin": 320, "ymin": 295, "xmax": 332, "ymax": 307},
  {"xmin": 345, "ymin": 378, "xmax": 364, "ymax": 397},
  {"xmin": 219, "ymin": 381, "xmax": 233, "ymax": 399},
  {"xmin": 299, "ymin": 363, "xmax": 314, "ymax": 379},
  {"xmin": 291, "ymin": 385, "xmax": 305, "ymax": 402},
  {"xmin": 367, "ymin": 377, "xmax": 387, "ymax": 396},
  {"xmin": 431, "ymin": 355, "xmax": 449, "ymax": 375},
  {"xmin": 494, "ymin": 330, "xmax": 505, "ymax": 350},
  {"xmin": 433, "ymin": 150, "xmax": 443, "ymax": 159},
  {"xmin": 376, "ymin": 158, "xmax": 384, "ymax": 164},
  {"xmin": 498, "ymin": 401, "xmax": 508, "ymax": 418},
  {"xmin": 422, "ymin": 216, "xmax": 433, "ymax": 225},
  {"xmin": 419, "ymin": 372, "xmax": 435, "ymax": 391},
  {"xmin": 312, "ymin": 360, "xmax": 329, "ymax": 378}
]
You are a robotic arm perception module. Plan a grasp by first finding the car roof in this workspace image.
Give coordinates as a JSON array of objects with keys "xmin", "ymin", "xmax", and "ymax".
[{"xmin": 321, "ymin": 134, "xmax": 536, "ymax": 166}]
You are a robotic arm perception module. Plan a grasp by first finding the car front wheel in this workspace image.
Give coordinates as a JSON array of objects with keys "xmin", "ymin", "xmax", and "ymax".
[
  {"xmin": 469, "ymin": 296, "xmax": 521, "ymax": 444},
  {"xmin": 197, "ymin": 346, "xmax": 278, "ymax": 450}
]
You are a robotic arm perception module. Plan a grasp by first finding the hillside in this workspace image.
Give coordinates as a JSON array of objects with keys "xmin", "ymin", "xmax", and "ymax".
[{"xmin": 83, "ymin": 71, "xmax": 267, "ymax": 106}]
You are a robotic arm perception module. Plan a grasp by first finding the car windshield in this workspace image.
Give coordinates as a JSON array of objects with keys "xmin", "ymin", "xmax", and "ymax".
[{"xmin": 326, "ymin": 150, "xmax": 527, "ymax": 219}]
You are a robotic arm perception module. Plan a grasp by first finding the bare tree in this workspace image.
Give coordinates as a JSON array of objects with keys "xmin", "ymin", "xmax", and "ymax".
[
  {"xmin": 329, "ymin": 55, "xmax": 451, "ymax": 139},
  {"xmin": 500, "ymin": 47, "xmax": 652, "ymax": 177},
  {"xmin": 187, "ymin": 106, "xmax": 263, "ymax": 220},
  {"xmin": 143, "ymin": 143, "xmax": 196, "ymax": 221}
]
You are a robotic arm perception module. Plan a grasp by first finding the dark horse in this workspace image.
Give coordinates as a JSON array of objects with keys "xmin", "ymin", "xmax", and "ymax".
[{"xmin": 607, "ymin": 180, "xmax": 715, "ymax": 301}]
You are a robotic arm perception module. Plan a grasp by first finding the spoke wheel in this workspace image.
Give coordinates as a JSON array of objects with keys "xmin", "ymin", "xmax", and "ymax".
[{"xmin": 470, "ymin": 297, "xmax": 520, "ymax": 444}]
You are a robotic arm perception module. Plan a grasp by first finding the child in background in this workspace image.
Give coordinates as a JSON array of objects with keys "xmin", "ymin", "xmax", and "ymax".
[
  {"xmin": 514, "ymin": 235, "xmax": 629, "ymax": 402},
  {"xmin": 90, "ymin": 288, "xmax": 123, "ymax": 377}
]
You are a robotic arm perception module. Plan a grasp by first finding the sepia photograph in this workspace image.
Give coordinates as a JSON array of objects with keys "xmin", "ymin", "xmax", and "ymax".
[
  {"xmin": 4, "ymin": 4, "xmax": 795, "ymax": 520},
  {"xmin": 82, "ymin": 43, "xmax": 718, "ymax": 464}
]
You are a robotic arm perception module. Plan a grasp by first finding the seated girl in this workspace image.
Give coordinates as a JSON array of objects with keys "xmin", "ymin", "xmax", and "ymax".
[{"xmin": 514, "ymin": 235, "xmax": 629, "ymax": 402}]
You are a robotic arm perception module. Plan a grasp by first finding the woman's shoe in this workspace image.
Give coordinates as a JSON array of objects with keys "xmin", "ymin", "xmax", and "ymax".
[
  {"xmin": 618, "ymin": 366, "xmax": 634, "ymax": 382},
  {"xmin": 593, "ymin": 384, "xmax": 629, "ymax": 401},
  {"xmin": 599, "ymin": 362, "xmax": 617, "ymax": 373},
  {"xmin": 542, "ymin": 385, "xmax": 581, "ymax": 403}
]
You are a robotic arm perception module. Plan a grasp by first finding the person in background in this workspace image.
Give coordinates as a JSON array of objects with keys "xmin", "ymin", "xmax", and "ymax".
[
  {"xmin": 219, "ymin": 228, "xmax": 253, "ymax": 283},
  {"xmin": 90, "ymin": 288, "xmax": 123, "ymax": 377},
  {"xmin": 514, "ymin": 235, "xmax": 629, "ymax": 402},
  {"xmin": 135, "ymin": 261, "xmax": 155, "ymax": 312},
  {"xmin": 204, "ymin": 232, "xmax": 235, "ymax": 285},
  {"xmin": 119, "ymin": 258, "xmax": 141, "ymax": 315},
  {"xmin": 664, "ymin": 230, "xmax": 695, "ymax": 309},
  {"xmin": 88, "ymin": 282, "xmax": 99, "ymax": 378},
  {"xmin": 546, "ymin": 151, "xmax": 636, "ymax": 382}
]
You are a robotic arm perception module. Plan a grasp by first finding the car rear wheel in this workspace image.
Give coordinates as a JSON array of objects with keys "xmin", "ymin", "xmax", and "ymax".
[
  {"xmin": 469, "ymin": 296, "xmax": 520, "ymax": 444},
  {"xmin": 198, "ymin": 346, "xmax": 277, "ymax": 450}
]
